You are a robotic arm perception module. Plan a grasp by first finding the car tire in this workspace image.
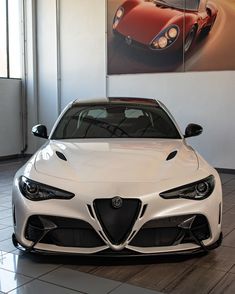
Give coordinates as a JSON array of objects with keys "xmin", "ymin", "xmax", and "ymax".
[{"xmin": 184, "ymin": 25, "xmax": 197, "ymax": 53}]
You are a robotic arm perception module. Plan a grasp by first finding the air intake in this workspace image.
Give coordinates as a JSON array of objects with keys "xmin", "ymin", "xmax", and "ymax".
[
  {"xmin": 166, "ymin": 150, "xmax": 178, "ymax": 161},
  {"xmin": 56, "ymin": 151, "xmax": 67, "ymax": 161}
]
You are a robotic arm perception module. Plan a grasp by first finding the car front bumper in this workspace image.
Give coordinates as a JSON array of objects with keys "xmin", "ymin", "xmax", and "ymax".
[{"xmin": 12, "ymin": 170, "xmax": 222, "ymax": 256}]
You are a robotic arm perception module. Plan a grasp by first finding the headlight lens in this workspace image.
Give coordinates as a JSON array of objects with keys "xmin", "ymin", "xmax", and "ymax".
[
  {"xmin": 19, "ymin": 176, "xmax": 75, "ymax": 201},
  {"xmin": 113, "ymin": 7, "xmax": 124, "ymax": 29},
  {"xmin": 158, "ymin": 36, "xmax": 168, "ymax": 49},
  {"xmin": 166, "ymin": 27, "xmax": 178, "ymax": 39},
  {"xmin": 160, "ymin": 175, "xmax": 215, "ymax": 200},
  {"xmin": 150, "ymin": 25, "xmax": 179, "ymax": 50}
]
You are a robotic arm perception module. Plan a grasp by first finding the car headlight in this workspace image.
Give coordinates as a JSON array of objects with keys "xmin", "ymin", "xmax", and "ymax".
[
  {"xmin": 113, "ymin": 7, "xmax": 124, "ymax": 29},
  {"xmin": 166, "ymin": 27, "xmax": 178, "ymax": 39},
  {"xmin": 19, "ymin": 176, "xmax": 75, "ymax": 201},
  {"xmin": 150, "ymin": 25, "xmax": 179, "ymax": 50},
  {"xmin": 158, "ymin": 36, "xmax": 168, "ymax": 49},
  {"xmin": 160, "ymin": 175, "xmax": 215, "ymax": 200}
]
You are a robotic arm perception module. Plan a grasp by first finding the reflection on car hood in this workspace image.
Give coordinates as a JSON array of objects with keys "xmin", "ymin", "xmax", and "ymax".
[
  {"xmin": 117, "ymin": 2, "xmax": 183, "ymax": 44},
  {"xmin": 34, "ymin": 139, "xmax": 198, "ymax": 183}
]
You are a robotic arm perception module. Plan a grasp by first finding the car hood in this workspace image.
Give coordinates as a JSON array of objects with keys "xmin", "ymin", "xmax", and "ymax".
[
  {"xmin": 34, "ymin": 139, "xmax": 198, "ymax": 183},
  {"xmin": 117, "ymin": 2, "xmax": 183, "ymax": 44}
]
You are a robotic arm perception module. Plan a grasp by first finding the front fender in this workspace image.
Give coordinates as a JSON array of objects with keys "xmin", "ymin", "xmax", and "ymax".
[
  {"xmin": 118, "ymin": 0, "xmax": 143, "ymax": 16},
  {"xmin": 207, "ymin": 1, "xmax": 218, "ymax": 16}
]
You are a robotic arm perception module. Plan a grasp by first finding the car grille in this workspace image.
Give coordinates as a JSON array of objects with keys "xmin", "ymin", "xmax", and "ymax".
[
  {"xmin": 114, "ymin": 31, "xmax": 148, "ymax": 51},
  {"xmin": 93, "ymin": 198, "xmax": 141, "ymax": 245},
  {"xmin": 130, "ymin": 215, "xmax": 210, "ymax": 247},
  {"xmin": 25, "ymin": 215, "xmax": 105, "ymax": 248}
]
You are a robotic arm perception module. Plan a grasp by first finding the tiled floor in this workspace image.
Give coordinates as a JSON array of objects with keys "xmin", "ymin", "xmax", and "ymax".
[{"xmin": 0, "ymin": 159, "xmax": 235, "ymax": 294}]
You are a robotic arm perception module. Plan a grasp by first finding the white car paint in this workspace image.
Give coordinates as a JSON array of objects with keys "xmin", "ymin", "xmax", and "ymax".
[{"xmin": 12, "ymin": 98, "xmax": 223, "ymax": 255}]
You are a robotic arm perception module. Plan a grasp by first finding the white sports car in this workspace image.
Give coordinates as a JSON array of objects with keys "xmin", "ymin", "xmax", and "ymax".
[{"xmin": 12, "ymin": 97, "xmax": 223, "ymax": 256}]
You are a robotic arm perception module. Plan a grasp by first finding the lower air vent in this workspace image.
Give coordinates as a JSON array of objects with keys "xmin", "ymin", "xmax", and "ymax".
[
  {"xmin": 130, "ymin": 214, "xmax": 210, "ymax": 247},
  {"xmin": 25, "ymin": 215, "xmax": 104, "ymax": 248}
]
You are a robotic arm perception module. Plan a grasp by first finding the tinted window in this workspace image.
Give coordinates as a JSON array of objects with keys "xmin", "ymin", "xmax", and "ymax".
[
  {"xmin": 52, "ymin": 104, "xmax": 181, "ymax": 139},
  {"xmin": 153, "ymin": 0, "xmax": 200, "ymax": 11}
]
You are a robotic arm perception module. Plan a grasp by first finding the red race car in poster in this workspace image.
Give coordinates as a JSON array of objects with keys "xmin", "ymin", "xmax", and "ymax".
[{"xmin": 113, "ymin": 0, "xmax": 218, "ymax": 53}]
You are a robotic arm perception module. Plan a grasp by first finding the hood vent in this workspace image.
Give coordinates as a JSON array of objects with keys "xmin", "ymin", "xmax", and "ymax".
[
  {"xmin": 56, "ymin": 151, "xmax": 67, "ymax": 161},
  {"xmin": 166, "ymin": 150, "xmax": 178, "ymax": 161}
]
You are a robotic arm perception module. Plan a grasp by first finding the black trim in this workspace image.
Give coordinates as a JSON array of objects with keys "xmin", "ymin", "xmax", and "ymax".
[
  {"xmin": 216, "ymin": 168, "xmax": 235, "ymax": 175},
  {"xmin": 55, "ymin": 151, "xmax": 67, "ymax": 161},
  {"xmin": 166, "ymin": 150, "xmax": 178, "ymax": 161},
  {"xmin": 218, "ymin": 203, "xmax": 222, "ymax": 225},
  {"xmin": 12, "ymin": 232, "xmax": 223, "ymax": 257},
  {"xmin": 139, "ymin": 204, "xmax": 147, "ymax": 218},
  {"xmin": 93, "ymin": 198, "xmax": 141, "ymax": 245}
]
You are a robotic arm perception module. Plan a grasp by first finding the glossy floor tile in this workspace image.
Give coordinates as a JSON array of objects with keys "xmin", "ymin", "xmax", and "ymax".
[
  {"xmin": 0, "ymin": 253, "xmax": 61, "ymax": 278},
  {"xmin": 40, "ymin": 267, "xmax": 122, "ymax": 294},
  {"xmin": 111, "ymin": 283, "xmax": 163, "ymax": 294},
  {"xmin": 0, "ymin": 268, "xmax": 32, "ymax": 293},
  {"xmin": 209, "ymin": 273, "xmax": 235, "ymax": 294},
  {"xmin": 0, "ymin": 227, "xmax": 13, "ymax": 242},
  {"xmin": 126, "ymin": 260, "xmax": 194, "ymax": 292},
  {"xmin": 8, "ymin": 279, "xmax": 81, "ymax": 294},
  {"xmin": 164, "ymin": 266, "xmax": 225, "ymax": 294},
  {"xmin": 0, "ymin": 238, "xmax": 16, "ymax": 253},
  {"xmin": 0, "ymin": 159, "xmax": 235, "ymax": 294}
]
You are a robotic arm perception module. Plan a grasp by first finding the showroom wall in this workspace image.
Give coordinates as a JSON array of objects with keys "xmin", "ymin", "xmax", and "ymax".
[
  {"xmin": 25, "ymin": 0, "xmax": 106, "ymax": 152},
  {"xmin": 25, "ymin": 0, "xmax": 235, "ymax": 169},
  {"xmin": 0, "ymin": 79, "xmax": 22, "ymax": 157},
  {"xmin": 108, "ymin": 72, "xmax": 235, "ymax": 168}
]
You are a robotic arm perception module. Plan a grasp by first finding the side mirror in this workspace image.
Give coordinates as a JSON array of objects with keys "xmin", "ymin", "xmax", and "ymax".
[
  {"xmin": 32, "ymin": 124, "xmax": 48, "ymax": 139},
  {"xmin": 184, "ymin": 123, "xmax": 203, "ymax": 138}
]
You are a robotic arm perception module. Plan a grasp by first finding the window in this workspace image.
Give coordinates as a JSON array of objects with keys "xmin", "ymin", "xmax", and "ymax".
[
  {"xmin": 0, "ymin": 0, "xmax": 22, "ymax": 78},
  {"xmin": 52, "ymin": 104, "xmax": 181, "ymax": 139},
  {"xmin": 125, "ymin": 109, "xmax": 144, "ymax": 118}
]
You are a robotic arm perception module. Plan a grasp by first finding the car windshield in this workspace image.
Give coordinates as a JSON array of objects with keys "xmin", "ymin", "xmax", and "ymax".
[
  {"xmin": 150, "ymin": 0, "xmax": 200, "ymax": 11},
  {"xmin": 52, "ymin": 104, "xmax": 181, "ymax": 139}
]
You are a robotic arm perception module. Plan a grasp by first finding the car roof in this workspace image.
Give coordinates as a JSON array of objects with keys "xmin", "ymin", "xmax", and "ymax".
[{"xmin": 73, "ymin": 97, "xmax": 160, "ymax": 107}]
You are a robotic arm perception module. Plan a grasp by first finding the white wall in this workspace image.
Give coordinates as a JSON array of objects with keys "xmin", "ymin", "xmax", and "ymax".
[
  {"xmin": 26, "ymin": 0, "xmax": 106, "ymax": 154},
  {"xmin": 25, "ymin": 0, "xmax": 235, "ymax": 169},
  {"xmin": 37, "ymin": 0, "xmax": 58, "ymax": 130},
  {"xmin": 60, "ymin": 0, "xmax": 106, "ymax": 108},
  {"xmin": 108, "ymin": 72, "xmax": 235, "ymax": 169},
  {"xmin": 0, "ymin": 79, "xmax": 22, "ymax": 156}
]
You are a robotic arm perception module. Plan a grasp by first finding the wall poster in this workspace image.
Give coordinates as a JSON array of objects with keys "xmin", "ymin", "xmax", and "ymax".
[{"xmin": 107, "ymin": 0, "xmax": 235, "ymax": 75}]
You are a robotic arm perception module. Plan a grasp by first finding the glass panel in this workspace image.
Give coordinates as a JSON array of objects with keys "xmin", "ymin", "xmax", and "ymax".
[
  {"xmin": 0, "ymin": 0, "xmax": 7, "ymax": 78},
  {"xmin": 8, "ymin": 0, "xmax": 22, "ymax": 78},
  {"xmin": 52, "ymin": 104, "xmax": 181, "ymax": 139}
]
